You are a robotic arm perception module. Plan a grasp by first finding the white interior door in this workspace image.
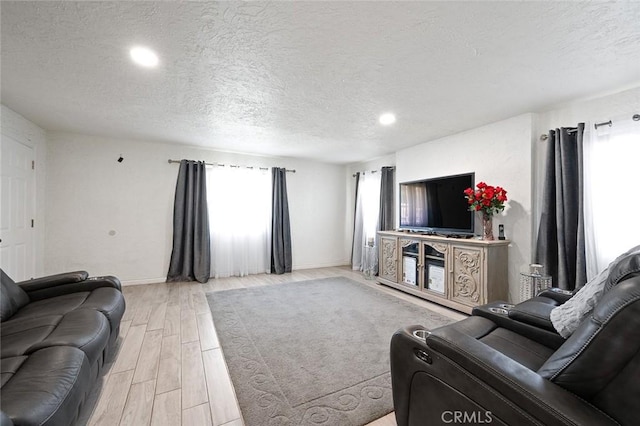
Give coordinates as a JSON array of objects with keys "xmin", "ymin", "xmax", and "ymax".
[{"xmin": 1, "ymin": 135, "xmax": 35, "ymax": 281}]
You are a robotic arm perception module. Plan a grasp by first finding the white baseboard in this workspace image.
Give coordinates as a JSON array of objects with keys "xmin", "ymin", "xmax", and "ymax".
[
  {"xmin": 120, "ymin": 263, "xmax": 352, "ymax": 286},
  {"xmin": 121, "ymin": 277, "xmax": 166, "ymax": 286},
  {"xmin": 292, "ymin": 261, "xmax": 350, "ymax": 270}
]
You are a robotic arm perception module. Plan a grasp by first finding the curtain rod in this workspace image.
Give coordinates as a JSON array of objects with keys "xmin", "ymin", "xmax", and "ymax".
[
  {"xmin": 539, "ymin": 113, "xmax": 639, "ymax": 140},
  {"xmin": 167, "ymin": 159, "xmax": 295, "ymax": 173},
  {"xmin": 540, "ymin": 127, "xmax": 578, "ymax": 141},
  {"xmin": 352, "ymin": 166, "xmax": 395, "ymax": 178}
]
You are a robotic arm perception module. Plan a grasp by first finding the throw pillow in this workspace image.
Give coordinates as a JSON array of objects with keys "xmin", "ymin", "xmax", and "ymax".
[{"xmin": 549, "ymin": 267, "xmax": 608, "ymax": 338}]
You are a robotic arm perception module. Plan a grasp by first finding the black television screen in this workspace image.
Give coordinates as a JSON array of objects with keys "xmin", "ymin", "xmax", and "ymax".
[{"xmin": 399, "ymin": 173, "xmax": 475, "ymax": 235}]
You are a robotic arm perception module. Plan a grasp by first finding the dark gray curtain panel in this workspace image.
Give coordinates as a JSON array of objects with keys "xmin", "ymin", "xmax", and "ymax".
[
  {"xmin": 167, "ymin": 160, "xmax": 211, "ymax": 283},
  {"xmin": 535, "ymin": 124, "xmax": 587, "ymax": 290},
  {"xmin": 378, "ymin": 166, "xmax": 395, "ymax": 231},
  {"xmin": 351, "ymin": 172, "xmax": 361, "ymax": 264},
  {"xmin": 271, "ymin": 167, "xmax": 292, "ymax": 274}
]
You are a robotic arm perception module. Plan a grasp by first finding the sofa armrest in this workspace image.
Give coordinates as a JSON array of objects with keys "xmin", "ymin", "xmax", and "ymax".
[
  {"xmin": 16, "ymin": 271, "xmax": 89, "ymax": 292},
  {"xmin": 19, "ymin": 275, "xmax": 122, "ymax": 301},
  {"xmin": 473, "ymin": 304, "xmax": 565, "ymax": 349},
  {"xmin": 537, "ymin": 287, "xmax": 575, "ymax": 304},
  {"xmin": 507, "ymin": 300, "xmax": 557, "ymax": 331},
  {"xmin": 424, "ymin": 326, "xmax": 618, "ymax": 426}
]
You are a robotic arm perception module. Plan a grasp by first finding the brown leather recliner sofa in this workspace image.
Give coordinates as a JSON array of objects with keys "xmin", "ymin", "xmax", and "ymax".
[
  {"xmin": 1, "ymin": 269, "xmax": 126, "ymax": 426},
  {"xmin": 390, "ymin": 250, "xmax": 640, "ymax": 426}
]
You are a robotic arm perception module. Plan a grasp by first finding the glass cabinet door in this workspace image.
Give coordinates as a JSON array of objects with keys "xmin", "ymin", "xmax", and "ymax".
[
  {"xmin": 422, "ymin": 243, "xmax": 447, "ymax": 296},
  {"xmin": 400, "ymin": 239, "xmax": 420, "ymax": 287}
]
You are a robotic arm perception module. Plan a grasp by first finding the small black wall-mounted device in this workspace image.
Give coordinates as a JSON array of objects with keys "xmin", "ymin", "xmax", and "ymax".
[
  {"xmin": 117, "ymin": 156, "xmax": 124, "ymax": 163},
  {"xmin": 498, "ymin": 224, "xmax": 505, "ymax": 240}
]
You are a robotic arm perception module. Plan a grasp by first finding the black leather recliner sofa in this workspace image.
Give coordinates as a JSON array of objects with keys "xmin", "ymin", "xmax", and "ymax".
[
  {"xmin": 390, "ymin": 251, "xmax": 640, "ymax": 425},
  {"xmin": 1, "ymin": 269, "xmax": 126, "ymax": 426}
]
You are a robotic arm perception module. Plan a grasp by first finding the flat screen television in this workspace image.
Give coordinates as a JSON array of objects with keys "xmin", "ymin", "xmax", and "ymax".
[{"xmin": 399, "ymin": 173, "xmax": 475, "ymax": 235}]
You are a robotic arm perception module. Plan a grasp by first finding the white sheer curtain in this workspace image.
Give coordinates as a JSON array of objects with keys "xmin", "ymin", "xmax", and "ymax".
[
  {"xmin": 351, "ymin": 171, "xmax": 381, "ymax": 271},
  {"xmin": 207, "ymin": 166, "xmax": 271, "ymax": 278},
  {"xmin": 584, "ymin": 116, "xmax": 640, "ymax": 279}
]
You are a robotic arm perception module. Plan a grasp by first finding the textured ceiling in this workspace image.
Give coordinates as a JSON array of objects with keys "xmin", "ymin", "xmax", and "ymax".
[{"xmin": 2, "ymin": 1, "xmax": 640, "ymax": 163}]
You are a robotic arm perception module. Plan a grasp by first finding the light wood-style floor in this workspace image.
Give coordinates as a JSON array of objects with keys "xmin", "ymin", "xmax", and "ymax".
[{"xmin": 86, "ymin": 266, "xmax": 466, "ymax": 426}]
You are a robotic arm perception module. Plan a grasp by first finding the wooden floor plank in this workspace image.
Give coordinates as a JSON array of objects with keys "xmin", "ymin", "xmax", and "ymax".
[
  {"xmin": 219, "ymin": 419, "xmax": 244, "ymax": 426},
  {"xmin": 133, "ymin": 329, "xmax": 163, "ymax": 384},
  {"xmin": 119, "ymin": 320, "xmax": 132, "ymax": 340},
  {"xmin": 120, "ymin": 379, "xmax": 156, "ymax": 426},
  {"xmin": 182, "ymin": 403, "xmax": 213, "ymax": 426},
  {"xmin": 191, "ymin": 290, "xmax": 211, "ymax": 314},
  {"xmin": 132, "ymin": 302, "xmax": 152, "ymax": 326},
  {"xmin": 111, "ymin": 324, "xmax": 146, "ymax": 374},
  {"xmin": 180, "ymin": 308, "xmax": 199, "ymax": 343},
  {"xmin": 167, "ymin": 283, "xmax": 181, "ymax": 307},
  {"xmin": 196, "ymin": 312, "xmax": 220, "ymax": 351},
  {"xmin": 88, "ymin": 370, "xmax": 134, "ymax": 426},
  {"xmin": 156, "ymin": 334, "xmax": 181, "ymax": 394},
  {"xmin": 181, "ymin": 341, "xmax": 208, "ymax": 409},
  {"xmin": 147, "ymin": 302, "xmax": 168, "ymax": 331},
  {"xmin": 367, "ymin": 413, "xmax": 397, "ymax": 426},
  {"xmin": 179, "ymin": 282, "xmax": 194, "ymax": 310},
  {"xmin": 202, "ymin": 348, "xmax": 241, "ymax": 426},
  {"xmin": 150, "ymin": 389, "xmax": 181, "ymax": 426},
  {"xmin": 163, "ymin": 305, "xmax": 181, "ymax": 337}
]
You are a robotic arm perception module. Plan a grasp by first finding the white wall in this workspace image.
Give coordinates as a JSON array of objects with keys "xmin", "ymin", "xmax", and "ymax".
[
  {"xmin": 536, "ymin": 86, "xmax": 640, "ymax": 135},
  {"xmin": 45, "ymin": 133, "xmax": 348, "ymax": 284},
  {"xmin": 395, "ymin": 114, "xmax": 534, "ymax": 303},
  {"xmin": 1, "ymin": 105, "xmax": 47, "ymax": 276}
]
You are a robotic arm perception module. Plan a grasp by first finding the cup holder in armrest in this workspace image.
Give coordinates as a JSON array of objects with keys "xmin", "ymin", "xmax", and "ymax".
[
  {"xmin": 498, "ymin": 303, "xmax": 515, "ymax": 310},
  {"xmin": 412, "ymin": 329, "xmax": 431, "ymax": 341},
  {"xmin": 488, "ymin": 307, "xmax": 509, "ymax": 315}
]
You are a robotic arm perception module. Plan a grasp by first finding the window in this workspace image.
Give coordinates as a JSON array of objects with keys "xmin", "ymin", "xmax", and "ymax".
[
  {"xmin": 584, "ymin": 118, "xmax": 640, "ymax": 277},
  {"xmin": 207, "ymin": 167, "xmax": 271, "ymax": 278}
]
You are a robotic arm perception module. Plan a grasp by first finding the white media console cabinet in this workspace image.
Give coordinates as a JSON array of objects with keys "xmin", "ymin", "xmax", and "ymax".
[{"xmin": 377, "ymin": 231, "xmax": 509, "ymax": 314}]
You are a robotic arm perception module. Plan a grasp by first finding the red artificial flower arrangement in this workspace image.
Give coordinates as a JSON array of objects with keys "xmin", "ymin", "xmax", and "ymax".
[{"xmin": 463, "ymin": 182, "xmax": 508, "ymax": 216}]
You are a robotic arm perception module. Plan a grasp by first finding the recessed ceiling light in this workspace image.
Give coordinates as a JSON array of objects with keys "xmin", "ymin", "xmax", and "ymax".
[
  {"xmin": 130, "ymin": 46, "xmax": 159, "ymax": 68},
  {"xmin": 379, "ymin": 113, "xmax": 396, "ymax": 126}
]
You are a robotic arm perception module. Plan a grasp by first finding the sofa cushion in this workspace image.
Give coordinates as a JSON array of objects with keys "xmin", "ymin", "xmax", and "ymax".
[
  {"xmin": 9, "ymin": 288, "xmax": 125, "ymax": 335},
  {"xmin": 0, "ymin": 269, "xmax": 30, "ymax": 321},
  {"xmin": 31, "ymin": 310, "xmax": 110, "ymax": 364},
  {"xmin": 1, "ymin": 315, "xmax": 61, "ymax": 358},
  {"xmin": 1, "ymin": 310, "xmax": 109, "ymax": 364},
  {"xmin": 436, "ymin": 316, "xmax": 555, "ymax": 371},
  {"xmin": 80, "ymin": 287, "xmax": 126, "ymax": 333},
  {"xmin": 10, "ymin": 292, "xmax": 91, "ymax": 321},
  {"xmin": 0, "ymin": 356, "xmax": 28, "ymax": 388},
  {"xmin": 0, "ymin": 346, "xmax": 91, "ymax": 426}
]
